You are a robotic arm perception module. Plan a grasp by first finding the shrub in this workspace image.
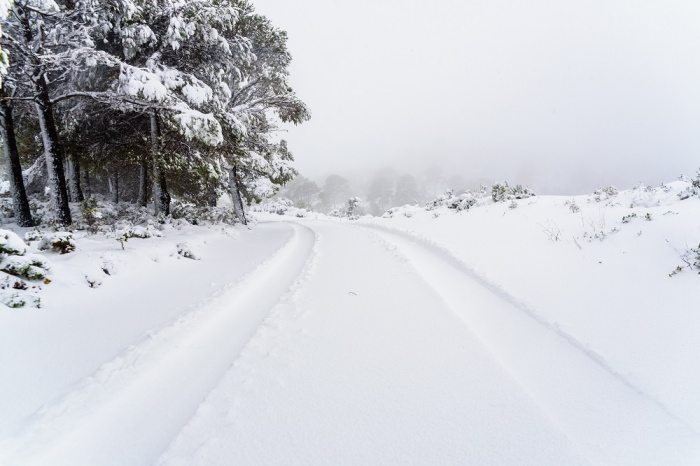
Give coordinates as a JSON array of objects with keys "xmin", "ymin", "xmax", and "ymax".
[
  {"xmin": 0, "ymin": 230, "xmax": 27, "ymax": 256},
  {"xmin": 0, "ymin": 254, "xmax": 49, "ymax": 280},
  {"xmin": 38, "ymin": 232, "xmax": 76, "ymax": 254},
  {"xmin": 491, "ymin": 182, "xmax": 509, "ymax": 202}
]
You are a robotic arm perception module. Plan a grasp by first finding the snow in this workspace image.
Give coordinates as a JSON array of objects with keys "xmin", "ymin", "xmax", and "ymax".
[{"xmin": 1, "ymin": 181, "xmax": 700, "ymax": 464}]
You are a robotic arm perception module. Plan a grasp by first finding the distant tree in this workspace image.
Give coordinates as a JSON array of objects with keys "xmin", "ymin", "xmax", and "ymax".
[
  {"xmin": 367, "ymin": 174, "xmax": 394, "ymax": 215},
  {"xmin": 320, "ymin": 175, "xmax": 350, "ymax": 211},
  {"xmin": 347, "ymin": 196, "xmax": 362, "ymax": 219},
  {"xmin": 394, "ymin": 174, "xmax": 420, "ymax": 206},
  {"xmin": 281, "ymin": 175, "xmax": 321, "ymax": 209}
]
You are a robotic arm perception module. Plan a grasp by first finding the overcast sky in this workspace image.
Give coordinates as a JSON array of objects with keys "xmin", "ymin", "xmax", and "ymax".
[{"xmin": 253, "ymin": 0, "xmax": 700, "ymax": 194}]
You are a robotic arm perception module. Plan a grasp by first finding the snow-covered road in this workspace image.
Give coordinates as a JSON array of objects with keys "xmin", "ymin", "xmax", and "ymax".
[{"xmin": 2, "ymin": 220, "xmax": 699, "ymax": 465}]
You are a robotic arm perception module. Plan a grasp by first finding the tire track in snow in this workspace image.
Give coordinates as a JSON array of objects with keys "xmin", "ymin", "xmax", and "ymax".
[
  {"xmin": 359, "ymin": 222, "xmax": 700, "ymax": 465},
  {"xmin": 0, "ymin": 222, "xmax": 317, "ymax": 466}
]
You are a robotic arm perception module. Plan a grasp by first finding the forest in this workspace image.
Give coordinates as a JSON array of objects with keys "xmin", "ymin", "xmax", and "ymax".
[{"xmin": 0, "ymin": 0, "xmax": 309, "ymax": 227}]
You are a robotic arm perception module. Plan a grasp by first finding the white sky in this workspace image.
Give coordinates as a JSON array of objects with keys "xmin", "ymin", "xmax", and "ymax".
[{"xmin": 254, "ymin": 0, "xmax": 700, "ymax": 193}]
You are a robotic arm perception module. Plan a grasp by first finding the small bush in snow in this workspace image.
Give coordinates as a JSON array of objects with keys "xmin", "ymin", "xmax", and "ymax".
[
  {"xmin": 24, "ymin": 230, "xmax": 43, "ymax": 243},
  {"xmin": 1, "ymin": 292, "xmax": 27, "ymax": 308},
  {"xmin": 509, "ymin": 184, "xmax": 535, "ymax": 200},
  {"xmin": 509, "ymin": 200, "xmax": 518, "ymax": 209},
  {"xmin": 38, "ymin": 232, "xmax": 76, "ymax": 254},
  {"xmin": 250, "ymin": 198, "xmax": 308, "ymax": 218},
  {"xmin": 115, "ymin": 224, "xmax": 163, "ymax": 241},
  {"xmin": 80, "ymin": 198, "xmax": 105, "ymax": 233},
  {"xmin": 0, "ymin": 230, "xmax": 28, "ymax": 256},
  {"xmin": 491, "ymin": 182, "xmax": 535, "ymax": 202},
  {"xmin": 347, "ymin": 197, "xmax": 362, "ymax": 220},
  {"xmin": 426, "ymin": 190, "xmax": 477, "ymax": 211},
  {"xmin": 177, "ymin": 243, "xmax": 198, "ymax": 260},
  {"xmin": 0, "ymin": 254, "xmax": 49, "ymax": 280},
  {"xmin": 670, "ymin": 244, "xmax": 700, "ymax": 277},
  {"xmin": 566, "ymin": 199, "xmax": 580, "ymax": 213},
  {"xmin": 491, "ymin": 182, "xmax": 509, "ymax": 202},
  {"xmin": 602, "ymin": 186, "xmax": 619, "ymax": 197}
]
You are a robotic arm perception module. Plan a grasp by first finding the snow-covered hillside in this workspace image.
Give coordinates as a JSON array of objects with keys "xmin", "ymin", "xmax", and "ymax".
[{"xmin": 1, "ymin": 180, "xmax": 699, "ymax": 465}]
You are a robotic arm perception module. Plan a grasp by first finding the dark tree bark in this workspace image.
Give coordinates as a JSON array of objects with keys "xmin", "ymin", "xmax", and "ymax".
[
  {"xmin": 0, "ymin": 93, "xmax": 34, "ymax": 227},
  {"xmin": 150, "ymin": 111, "xmax": 170, "ymax": 216},
  {"xmin": 83, "ymin": 169, "xmax": 91, "ymax": 199},
  {"xmin": 19, "ymin": 8, "xmax": 71, "ymax": 224},
  {"xmin": 34, "ymin": 91, "xmax": 72, "ymax": 225},
  {"xmin": 109, "ymin": 170, "xmax": 119, "ymax": 203},
  {"xmin": 228, "ymin": 165, "xmax": 247, "ymax": 225},
  {"xmin": 68, "ymin": 155, "xmax": 84, "ymax": 202},
  {"xmin": 138, "ymin": 155, "xmax": 148, "ymax": 207}
]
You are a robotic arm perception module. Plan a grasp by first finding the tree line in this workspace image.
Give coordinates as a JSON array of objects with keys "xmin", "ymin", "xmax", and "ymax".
[{"xmin": 0, "ymin": 0, "xmax": 309, "ymax": 227}]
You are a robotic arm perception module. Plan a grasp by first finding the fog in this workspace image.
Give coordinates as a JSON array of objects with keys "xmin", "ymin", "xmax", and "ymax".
[{"xmin": 254, "ymin": 0, "xmax": 700, "ymax": 194}]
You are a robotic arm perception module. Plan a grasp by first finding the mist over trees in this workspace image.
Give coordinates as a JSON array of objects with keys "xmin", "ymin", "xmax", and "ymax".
[
  {"xmin": 0, "ymin": 0, "xmax": 309, "ymax": 226},
  {"xmin": 277, "ymin": 165, "xmax": 494, "ymax": 216}
]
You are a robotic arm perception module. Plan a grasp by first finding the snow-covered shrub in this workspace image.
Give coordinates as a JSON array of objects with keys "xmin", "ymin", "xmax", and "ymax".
[
  {"xmin": 177, "ymin": 243, "xmax": 198, "ymax": 260},
  {"xmin": 491, "ymin": 182, "xmax": 535, "ymax": 202},
  {"xmin": 38, "ymin": 232, "xmax": 76, "ymax": 254},
  {"xmin": 0, "ymin": 230, "xmax": 27, "ymax": 256},
  {"xmin": 24, "ymin": 230, "xmax": 43, "ymax": 243},
  {"xmin": 426, "ymin": 190, "xmax": 477, "ymax": 211},
  {"xmin": 347, "ymin": 197, "xmax": 365, "ymax": 220},
  {"xmin": 0, "ymin": 233, "xmax": 47, "ymax": 308},
  {"xmin": 509, "ymin": 184, "xmax": 536, "ymax": 199},
  {"xmin": 115, "ymin": 224, "xmax": 163, "ymax": 240},
  {"xmin": 327, "ymin": 208, "xmax": 344, "ymax": 217},
  {"xmin": 251, "ymin": 198, "xmax": 308, "ymax": 218},
  {"xmin": 677, "ymin": 172, "xmax": 700, "ymax": 200},
  {"xmin": 602, "ymin": 186, "xmax": 619, "ymax": 197},
  {"xmin": 170, "ymin": 201, "xmax": 240, "ymax": 225},
  {"xmin": 509, "ymin": 200, "xmax": 518, "ymax": 209},
  {"xmin": 670, "ymin": 243, "xmax": 700, "ymax": 277},
  {"xmin": 80, "ymin": 198, "xmax": 102, "ymax": 233},
  {"xmin": 566, "ymin": 199, "xmax": 580, "ymax": 213},
  {"xmin": 0, "ymin": 292, "xmax": 33, "ymax": 308},
  {"xmin": 622, "ymin": 213, "xmax": 637, "ymax": 223},
  {"xmin": 0, "ymin": 254, "xmax": 49, "ymax": 280},
  {"xmin": 491, "ymin": 182, "xmax": 509, "ymax": 202}
]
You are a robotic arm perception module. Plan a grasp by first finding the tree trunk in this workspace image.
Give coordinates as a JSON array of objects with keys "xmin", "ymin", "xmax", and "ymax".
[
  {"xmin": 137, "ymin": 156, "xmax": 148, "ymax": 207},
  {"xmin": 34, "ymin": 91, "xmax": 72, "ymax": 225},
  {"xmin": 20, "ymin": 8, "xmax": 71, "ymax": 225},
  {"xmin": 83, "ymin": 169, "xmax": 91, "ymax": 199},
  {"xmin": 228, "ymin": 165, "xmax": 247, "ymax": 225},
  {"xmin": 68, "ymin": 155, "xmax": 84, "ymax": 202},
  {"xmin": 150, "ymin": 111, "xmax": 170, "ymax": 216},
  {"xmin": 64, "ymin": 158, "xmax": 72, "ymax": 202},
  {"xmin": 109, "ymin": 171, "xmax": 119, "ymax": 203},
  {"xmin": 0, "ymin": 95, "xmax": 34, "ymax": 227}
]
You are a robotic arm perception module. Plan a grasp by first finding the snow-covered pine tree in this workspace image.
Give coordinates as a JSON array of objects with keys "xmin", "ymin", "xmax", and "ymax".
[{"xmin": 215, "ymin": 7, "xmax": 310, "ymax": 223}]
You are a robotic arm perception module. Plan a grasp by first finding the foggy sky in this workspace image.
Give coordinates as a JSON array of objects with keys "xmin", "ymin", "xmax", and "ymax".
[{"xmin": 254, "ymin": 0, "xmax": 700, "ymax": 194}]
